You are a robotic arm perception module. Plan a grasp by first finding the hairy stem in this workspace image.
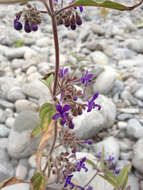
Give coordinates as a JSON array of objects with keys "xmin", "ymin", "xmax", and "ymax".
[{"xmin": 84, "ymin": 170, "xmax": 99, "ymax": 188}]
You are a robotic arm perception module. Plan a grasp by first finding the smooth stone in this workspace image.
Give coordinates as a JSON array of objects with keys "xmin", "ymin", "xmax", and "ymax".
[
  {"xmin": 125, "ymin": 39, "xmax": 143, "ymax": 53},
  {"xmin": 0, "ymin": 149, "xmax": 10, "ymax": 162},
  {"xmin": 0, "ymin": 161, "xmax": 14, "ymax": 182},
  {"xmin": 0, "ymin": 138, "xmax": 8, "ymax": 149},
  {"xmin": 6, "ymin": 87, "xmax": 25, "ymax": 102},
  {"xmin": 117, "ymin": 138, "xmax": 133, "ymax": 152},
  {"xmin": 15, "ymin": 99, "xmax": 38, "ymax": 112},
  {"xmin": 5, "ymin": 117, "xmax": 15, "ymax": 128},
  {"xmin": 120, "ymin": 152, "xmax": 133, "ymax": 160},
  {"xmin": 91, "ymin": 23, "xmax": 105, "ymax": 35},
  {"xmin": 7, "ymin": 111, "xmax": 40, "ymax": 159},
  {"xmin": 119, "ymin": 108, "xmax": 139, "ymax": 114},
  {"xmin": 4, "ymin": 47, "xmax": 30, "ymax": 59},
  {"xmin": 16, "ymin": 159, "xmax": 29, "ymax": 180},
  {"xmin": 134, "ymin": 86, "xmax": 143, "ymax": 101},
  {"xmin": 27, "ymin": 72, "xmax": 42, "ymax": 82},
  {"xmin": 117, "ymin": 113, "xmax": 133, "ymax": 121},
  {"xmin": 0, "ymin": 109, "xmax": 7, "ymax": 123},
  {"xmin": 126, "ymin": 118, "xmax": 143, "ymax": 139},
  {"xmin": 11, "ymin": 59, "xmax": 25, "ymax": 70},
  {"xmin": 93, "ymin": 66, "xmax": 118, "ymax": 94},
  {"xmin": 5, "ymin": 108, "xmax": 13, "ymax": 117},
  {"xmin": 73, "ymin": 95, "xmax": 116, "ymax": 139},
  {"xmin": 90, "ymin": 51, "xmax": 109, "ymax": 65},
  {"xmin": 0, "ymin": 100, "xmax": 14, "ymax": 109},
  {"xmin": 127, "ymin": 175, "xmax": 139, "ymax": 190},
  {"xmin": 26, "ymin": 66, "xmax": 37, "ymax": 75},
  {"xmin": 1, "ymin": 183, "xmax": 30, "ymax": 190},
  {"xmin": 117, "ymin": 121, "xmax": 127, "ymax": 130},
  {"xmin": 92, "ymin": 136, "xmax": 120, "ymax": 164},
  {"xmin": 22, "ymin": 80, "xmax": 53, "ymax": 103},
  {"xmin": 0, "ymin": 124, "xmax": 10, "ymax": 137},
  {"xmin": 119, "ymin": 58, "xmax": 143, "ymax": 68},
  {"xmin": 132, "ymin": 138, "xmax": 143, "ymax": 173}
]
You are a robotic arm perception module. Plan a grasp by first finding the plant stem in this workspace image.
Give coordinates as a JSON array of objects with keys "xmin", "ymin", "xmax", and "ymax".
[
  {"xmin": 83, "ymin": 170, "xmax": 99, "ymax": 188},
  {"xmin": 51, "ymin": 15, "xmax": 60, "ymax": 97}
]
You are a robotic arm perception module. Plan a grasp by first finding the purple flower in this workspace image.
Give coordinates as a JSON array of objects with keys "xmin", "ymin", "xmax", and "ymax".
[
  {"xmin": 14, "ymin": 18, "xmax": 22, "ymax": 31},
  {"xmin": 80, "ymin": 71, "xmax": 93, "ymax": 87},
  {"xmin": 85, "ymin": 93, "xmax": 101, "ymax": 112},
  {"xmin": 83, "ymin": 139, "xmax": 94, "ymax": 145},
  {"xmin": 79, "ymin": 6, "xmax": 83, "ymax": 12},
  {"xmin": 59, "ymin": 67, "xmax": 68, "ymax": 78},
  {"xmin": 108, "ymin": 155, "xmax": 114, "ymax": 163},
  {"xmin": 114, "ymin": 169, "xmax": 120, "ymax": 175},
  {"xmin": 86, "ymin": 186, "xmax": 93, "ymax": 190},
  {"xmin": 96, "ymin": 152, "xmax": 102, "ymax": 159},
  {"xmin": 31, "ymin": 24, "xmax": 38, "ymax": 31},
  {"xmin": 52, "ymin": 104, "xmax": 71, "ymax": 125},
  {"xmin": 24, "ymin": 20, "xmax": 31, "ymax": 33},
  {"xmin": 76, "ymin": 157, "xmax": 88, "ymax": 172},
  {"xmin": 64, "ymin": 175, "xmax": 75, "ymax": 189}
]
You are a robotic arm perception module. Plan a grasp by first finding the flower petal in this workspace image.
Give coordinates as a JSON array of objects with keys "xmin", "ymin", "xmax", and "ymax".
[
  {"xmin": 63, "ymin": 105, "xmax": 71, "ymax": 112},
  {"xmin": 52, "ymin": 113, "xmax": 61, "ymax": 120},
  {"xmin": 56, "ymin": 104, "xmax": 63, "ymax": 113},
  {"xmin": 92, "ymin": 92, "xmax": 99, "ymax": 101},
  {"xmin": 63, "ymin": 68, "xmax": 68, "ymax": 75},
  {"xmin": 86, "ymin": 74, "xmax": 93, "ymax": 81}
]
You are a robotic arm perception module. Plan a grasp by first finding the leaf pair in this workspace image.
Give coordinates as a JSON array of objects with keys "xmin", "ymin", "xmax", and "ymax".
[{"xmin": 100, "ymin": 164, "xmax": 131, "ymax": 189}]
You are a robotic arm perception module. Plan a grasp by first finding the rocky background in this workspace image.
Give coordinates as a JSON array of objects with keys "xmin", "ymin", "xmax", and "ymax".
[{"xmin": 0, "ymin": 2, "xmax": 143, "ymax": 190}]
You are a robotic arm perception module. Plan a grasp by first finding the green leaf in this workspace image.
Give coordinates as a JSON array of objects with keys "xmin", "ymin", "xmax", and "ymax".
[
  {"xmin": 73, "ymin": 0, "xmax": 128, "ymax": 11},
  {"xmin": 31, "ymin": 125, "xmax": 41, "ymax": 138},
  {"xmin": 40, "ymin": 74, "xmax": 54, "ymax": 89},
  {"xmin": 13, "ymin": 40, "xmax": 24, "ymax": 48},
  {"xmin": 86, "ymin": 158, "xmax": 97, "ymax": 168},
  {"xmin": 31, "ymin": 173, "xmax": 45, "ymax": 190},
  {"xmin": 99, "ymin": 174, "xmax": 119, "ymax": 188},
  {"xmin": 39, "ymin": 103, "xmax": 56, "ymax": 132},
  {"xmin": 117, "ymin": 164, "xmax": 131, "ymax": 188}
]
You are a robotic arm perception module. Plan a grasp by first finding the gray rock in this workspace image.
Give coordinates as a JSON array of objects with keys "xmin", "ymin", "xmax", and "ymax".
[
  {"xmin": 119, "ymin": 58, "xmax": 143, "ymax": 68},
  {"xmin": 4, "ymin": 47, "xmax": 30, "ymax": 59},
  {"xmin": 120, "ymin": 152, "xmax": 133, "ymax": 160},
  {"xmin": 0, "ymin": 161, "xmax": 14, "ymax": 182},
  {"xmin": 0, "ymin": 149, "xmax": 9, "ymax": 162},
  {"xmin": 92, "ymin": 137, "xmax": 120, "ymax": 164},
  {"xmin": 117, "ymin": 113, "xmax": 133, "ymax": 121},
  {"xmin": 6, "ymin": 87, "xmax": 25, "ymax": 102},
  {"xmin": 119, "ymin": 108, "xmax": 139, "ymax": 114},
  {"xmin": 90, "ymin": 51, "xmax": 109, "ymax": 65},
  {"xmin": 8, "ymin": 111, "xmax": 40, "ymax": 159},
  {"xmin": 125, "ymin": 39, "xmax": 143, "ymax": 53},
  {"xmin": 127, "ymin": 175, "xmax": 139, "ymax": 190},
  {"xmin": 126, "ymin": 118, "xmax": 143, "ymax": 139},
  {"xmin": 0, "ymin": 124, "xmax": 10, "ymax": 137},
  {"xmin": 22, "ymin": 80, "xmax": 53, "ymax": 103},
  {"xmin": 0, "ymin": 109, "xmax": 7, "ymax": 123},
  {"xmin": 132, "ymin": 138, "xmax": 143, "ymax": 173},
  {"xmin": 93, "ymin": 66, "xmax": 118, "ymax": 94},
  {"xmin": 0, "ymin": 138, "xmax": 8, "ymax": 149},
  {"xmin": 73, "ymin": 95, "xmax": 116, "ymax": 139},
  {"xmin": 11, "ymin": 59, "xmax": 26, "ymax": 70},
  {"xmin": 15, "ymin": 99, "xmax": 38, "ymax": 112},
  {"xmin": 1, "ymin": 183, "xmax": 30, "ymax": 190},
  {"xmin": 91, "ymin": 23, "xmax": 105, "ymax": 35},
  {"xmin": 134, "ymin": 86, "xmax": 143, "ymax": 101},
  {"xmin": 5, "ymin": 117, "xmax": 15, "ymax": 128},
  {"xmin": 0, "ymin": 100, "xmax": 14, "ymax": 109},
  {"xmin": 16, "ymin": 159, "xmax": 29, "ymax": 180}
]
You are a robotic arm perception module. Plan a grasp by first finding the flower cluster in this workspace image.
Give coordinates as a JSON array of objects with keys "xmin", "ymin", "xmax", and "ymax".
[
  {"xmin": 14, "ymin": 4, "xmax": 41, "ymax": 33},
  {"xmin": 56, "ymin": 9, "xmax": 83, "ymax": 30},
  {"xmin": 52, "ymin": 66, "xmax": 101, "ymax": 129}
]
